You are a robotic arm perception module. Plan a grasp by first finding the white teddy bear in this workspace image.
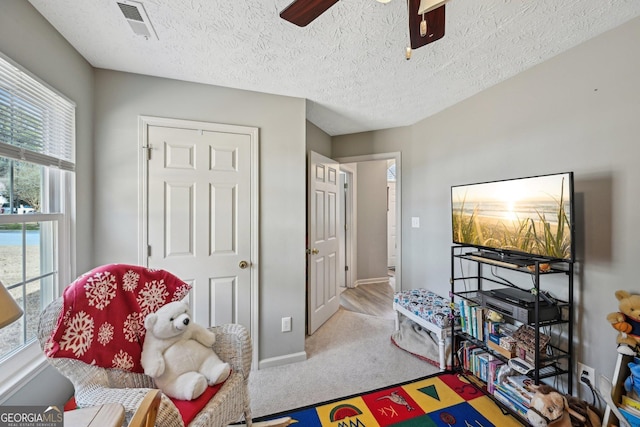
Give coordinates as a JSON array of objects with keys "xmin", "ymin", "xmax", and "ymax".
[{"xmin": 141, "ymin": 300, "xmax": 231, "ymax": 400}]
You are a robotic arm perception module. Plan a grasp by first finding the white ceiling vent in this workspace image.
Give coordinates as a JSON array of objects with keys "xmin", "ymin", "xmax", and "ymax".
[{"xmin": 117, "ymin": 0, "xmax": 158, "ymax": 40}]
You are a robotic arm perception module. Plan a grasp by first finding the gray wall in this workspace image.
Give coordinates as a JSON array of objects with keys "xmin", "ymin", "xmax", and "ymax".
[
  {"xmin": 306, "ymin": 120, "xmax": 332, "ymax": 158},
  {"xmin": 355, "ymin": 161, "xmax": 389, "ymax": 281},
  {"xmin": 0, "ymin": 1, "xmax": 95, "ymax": 275},
  {"xmin": 333, "ymin": 16, "xmax": 640, "ymax": 398},
  {"xmin": 0, "ymin": 1, "xmax": 93, "ymax": 404},
  {"xmin": 92, "ymin": 70, "xmax": 307, "ymax": 365}
]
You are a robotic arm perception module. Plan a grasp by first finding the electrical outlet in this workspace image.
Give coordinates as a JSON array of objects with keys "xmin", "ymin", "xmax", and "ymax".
[
  {"xmin": 578, "ymin": 362, "xmax": 595, "ymax": 387},
  {"xmin": 281, "ymin": 316, "xmax": 292, "ymax": 332}
]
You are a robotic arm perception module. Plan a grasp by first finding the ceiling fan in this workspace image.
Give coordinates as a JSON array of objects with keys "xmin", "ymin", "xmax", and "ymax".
[{"xmin": 280, "ymin": 0, "xmax": 450, "ymax": 55}]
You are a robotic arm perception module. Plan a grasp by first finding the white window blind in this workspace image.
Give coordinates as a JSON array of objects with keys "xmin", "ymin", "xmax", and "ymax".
[{"xmin": 0, "ymin": 53, "xmax": 75, "ymax": 171}]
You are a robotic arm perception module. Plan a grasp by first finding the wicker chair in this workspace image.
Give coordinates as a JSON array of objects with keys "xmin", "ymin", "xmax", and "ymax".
[{"xmin": 38, "ymin": 297, "xmax": 252, "ymax": 427}]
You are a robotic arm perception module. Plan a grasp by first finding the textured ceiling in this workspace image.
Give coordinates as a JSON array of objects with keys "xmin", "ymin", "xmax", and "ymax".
[{"xmin": 28, "ymin": 0, "xmax": 640, "ymax": 136}]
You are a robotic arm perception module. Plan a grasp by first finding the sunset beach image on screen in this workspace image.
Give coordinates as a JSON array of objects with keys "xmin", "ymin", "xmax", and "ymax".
[{"xmin": 451, "ymin": 172, "xmax": 574, "ymax": 261}]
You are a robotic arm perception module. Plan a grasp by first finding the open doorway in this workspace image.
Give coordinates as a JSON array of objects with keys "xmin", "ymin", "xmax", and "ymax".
[
  {"xmin": 338, "ymin": 165, "xmax": 355, "ymax": 290},
  {"xmin": 336, "ymin": 152, "xmax": 402, "ymax": 293},
  {"xmin": 307, "ymin": 153, "xmax": 402, "ymax": 335}
]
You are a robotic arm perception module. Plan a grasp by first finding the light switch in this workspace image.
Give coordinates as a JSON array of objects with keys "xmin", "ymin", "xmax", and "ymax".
[
  {"xmin": 412, "ymin": 217, "xmax": 420, "ymax": 228},
  {"xmin": 282, "ymin": 316, "xmax": 292, "ymax": 332}
]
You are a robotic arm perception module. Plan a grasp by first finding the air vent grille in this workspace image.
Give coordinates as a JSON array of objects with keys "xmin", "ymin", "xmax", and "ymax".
[
  {"xmin": 117, "ymin": 3, "xmax": 144, "ymax": 22},
  {"xmin": 116, "ymin": 0, "xmax": 158, "ymax": 40}
]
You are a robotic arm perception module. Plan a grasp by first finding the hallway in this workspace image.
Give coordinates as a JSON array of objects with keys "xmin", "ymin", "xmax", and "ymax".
[{"xmin": 339, "ymin": 282, "xmax": 395, "ymax": 320}]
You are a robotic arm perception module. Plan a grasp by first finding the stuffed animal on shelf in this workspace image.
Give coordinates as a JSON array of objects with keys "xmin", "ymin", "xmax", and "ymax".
[
  {"xmin": 486, "ymin": 309, "xmax": 504, "ymax": 322},
  {"xmin": 526, "ymin": 384, "xmax": 601, "ymax": 427},
  {"xmin": 624, "ymin": 361, "xmax": 640, "ymax": 399},
  {"xmin": 141, "ymin": 300, "xmax": 231, "ymax": 400},
  {"xmin": 606, "ymin": 290, "xmax": 640, "ymax": 356}
]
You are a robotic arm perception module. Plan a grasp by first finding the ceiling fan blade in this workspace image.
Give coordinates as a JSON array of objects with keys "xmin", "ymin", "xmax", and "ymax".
[
  {"xmin": 280, "ymin": 0, "xmax": 340, "ymax": 27},
  {"xmin": 408, "ymin": 1, "xmax": 445, "ymax": 50}
]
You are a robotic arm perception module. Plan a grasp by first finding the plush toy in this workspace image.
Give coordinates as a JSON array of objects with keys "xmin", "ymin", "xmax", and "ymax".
[
  {"xmin": 606, "ymin": 290, "xmax": 640, "ymax": 356},
  {"xmin": 141, "ymin": 300, "xmax": 231, "ymax": 400},
  {"xmin": 624, "ymin": 361, "xmax": 640, "ymax": 399},
  {"xmin": 526, "ymin": 384, "xmax": 601, "ymax": 427},
  {"xmin": 486, "ymin": 309, "xmax": 504, "ymax": 322}
]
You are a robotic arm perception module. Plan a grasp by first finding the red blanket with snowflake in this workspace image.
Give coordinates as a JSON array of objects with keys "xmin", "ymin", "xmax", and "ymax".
[{"xmin": 45, "ymin": 264, "xmax": 191, "ymax": 373}]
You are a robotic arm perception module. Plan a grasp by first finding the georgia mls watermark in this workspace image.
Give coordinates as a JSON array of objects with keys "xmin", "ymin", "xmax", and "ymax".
[{"xmin": 0, "ymin": 406, "xmax": 63, "ymax": 427}]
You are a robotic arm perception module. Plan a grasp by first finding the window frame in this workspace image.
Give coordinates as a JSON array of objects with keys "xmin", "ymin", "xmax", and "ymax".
[{"xmin": 0, "ymin": 191, "xmax": 73, "ymax": 402}]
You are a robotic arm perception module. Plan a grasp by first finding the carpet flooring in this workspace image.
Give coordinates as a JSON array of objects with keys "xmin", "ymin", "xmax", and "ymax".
[{"xmin": 248, "ymin": 307, "xmax": 440, "ymax": 418}]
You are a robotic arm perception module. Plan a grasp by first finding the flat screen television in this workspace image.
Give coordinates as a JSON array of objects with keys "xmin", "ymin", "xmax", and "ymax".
[{"xmin": 451, "ymin": 172, "xmax": 574, "ymax": 261}]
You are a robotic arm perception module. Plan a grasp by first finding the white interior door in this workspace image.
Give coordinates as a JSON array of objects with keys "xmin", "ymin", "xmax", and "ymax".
[
  {"xmin": 308, "ymin": 151, "xmax": 340, "ymax": 335},
  {"xmin": 144, "ymin": 120, "xmax": 257, "ymax": 337}
]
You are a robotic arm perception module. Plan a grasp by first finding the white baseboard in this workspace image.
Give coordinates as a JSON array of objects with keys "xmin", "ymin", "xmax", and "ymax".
[
  {"xmin": 354, "ymin": 277, "xmax": 390, "ymax": 287},
  {"xmin": 258, "ymin": 351, "xmax": 307, "ymax": 370}
]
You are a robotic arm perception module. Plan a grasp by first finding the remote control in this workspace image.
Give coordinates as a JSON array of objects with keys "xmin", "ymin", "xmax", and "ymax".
[{"xmin": 508, "ymin": 357, "xmax": 534, "ymax": 374}]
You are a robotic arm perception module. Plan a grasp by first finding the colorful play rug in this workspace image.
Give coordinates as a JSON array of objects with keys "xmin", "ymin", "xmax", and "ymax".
[{"xmin": 255, "ymin": 372, "xmax": 525, "ymax": 426}]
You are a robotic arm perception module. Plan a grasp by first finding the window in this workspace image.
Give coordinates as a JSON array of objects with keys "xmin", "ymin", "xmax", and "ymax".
[{"xmin": 0, "ymin": 52, "xmax": 75, "ymax": 392}]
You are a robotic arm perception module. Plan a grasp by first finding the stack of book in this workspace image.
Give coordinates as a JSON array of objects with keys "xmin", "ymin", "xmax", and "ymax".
[
  {"xmin": 457, "ymin": 299, "xmax": 519, "ymax": 355},
  {"xmin": 492, "ymin": 374, "xmax": 535, "ymax": 418},
  {"xmin": 619, "ymin": 394, "xmax": 640, "ymax": 426},
  {"xmin": 486, "ymin": 359, "xmax": 506, "ymax": 394},
  {"xmin": 458, "ymin": 299, "xmax": 484, "ymax": 340},
  {"xmin": 458, "ymin": 340, "xmax": 505, "ymax": 393}
]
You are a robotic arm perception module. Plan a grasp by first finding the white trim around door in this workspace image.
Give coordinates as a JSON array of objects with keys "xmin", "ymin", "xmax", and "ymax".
[{"xmin": 138, "ymin": 115, "xmax": 259, "ymax": 370}]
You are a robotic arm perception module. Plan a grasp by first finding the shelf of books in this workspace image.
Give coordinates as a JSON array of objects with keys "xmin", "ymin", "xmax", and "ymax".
[
  {"xmin": 456, "ymin": 332, "xmax": 570, "ymax": 423},
  {"xmin": 457, "ymin": 340, "xmax": 531, "ymax": 423},
  {"xmin": 619, "ymin": 394, "xmax": 640, "ymax": 427},
  {"xmin": 455, "ymin": 296, "xmax": 571, "ymax": 380},
  {"xmin": 450, "ymin": 244, "xmax": 574, "ymax": 423}
]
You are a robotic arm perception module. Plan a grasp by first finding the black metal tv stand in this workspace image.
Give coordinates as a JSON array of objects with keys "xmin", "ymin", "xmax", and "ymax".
[{"xmin": 449, "ymin": 244, "xmax": 574, "ymax": 419}]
